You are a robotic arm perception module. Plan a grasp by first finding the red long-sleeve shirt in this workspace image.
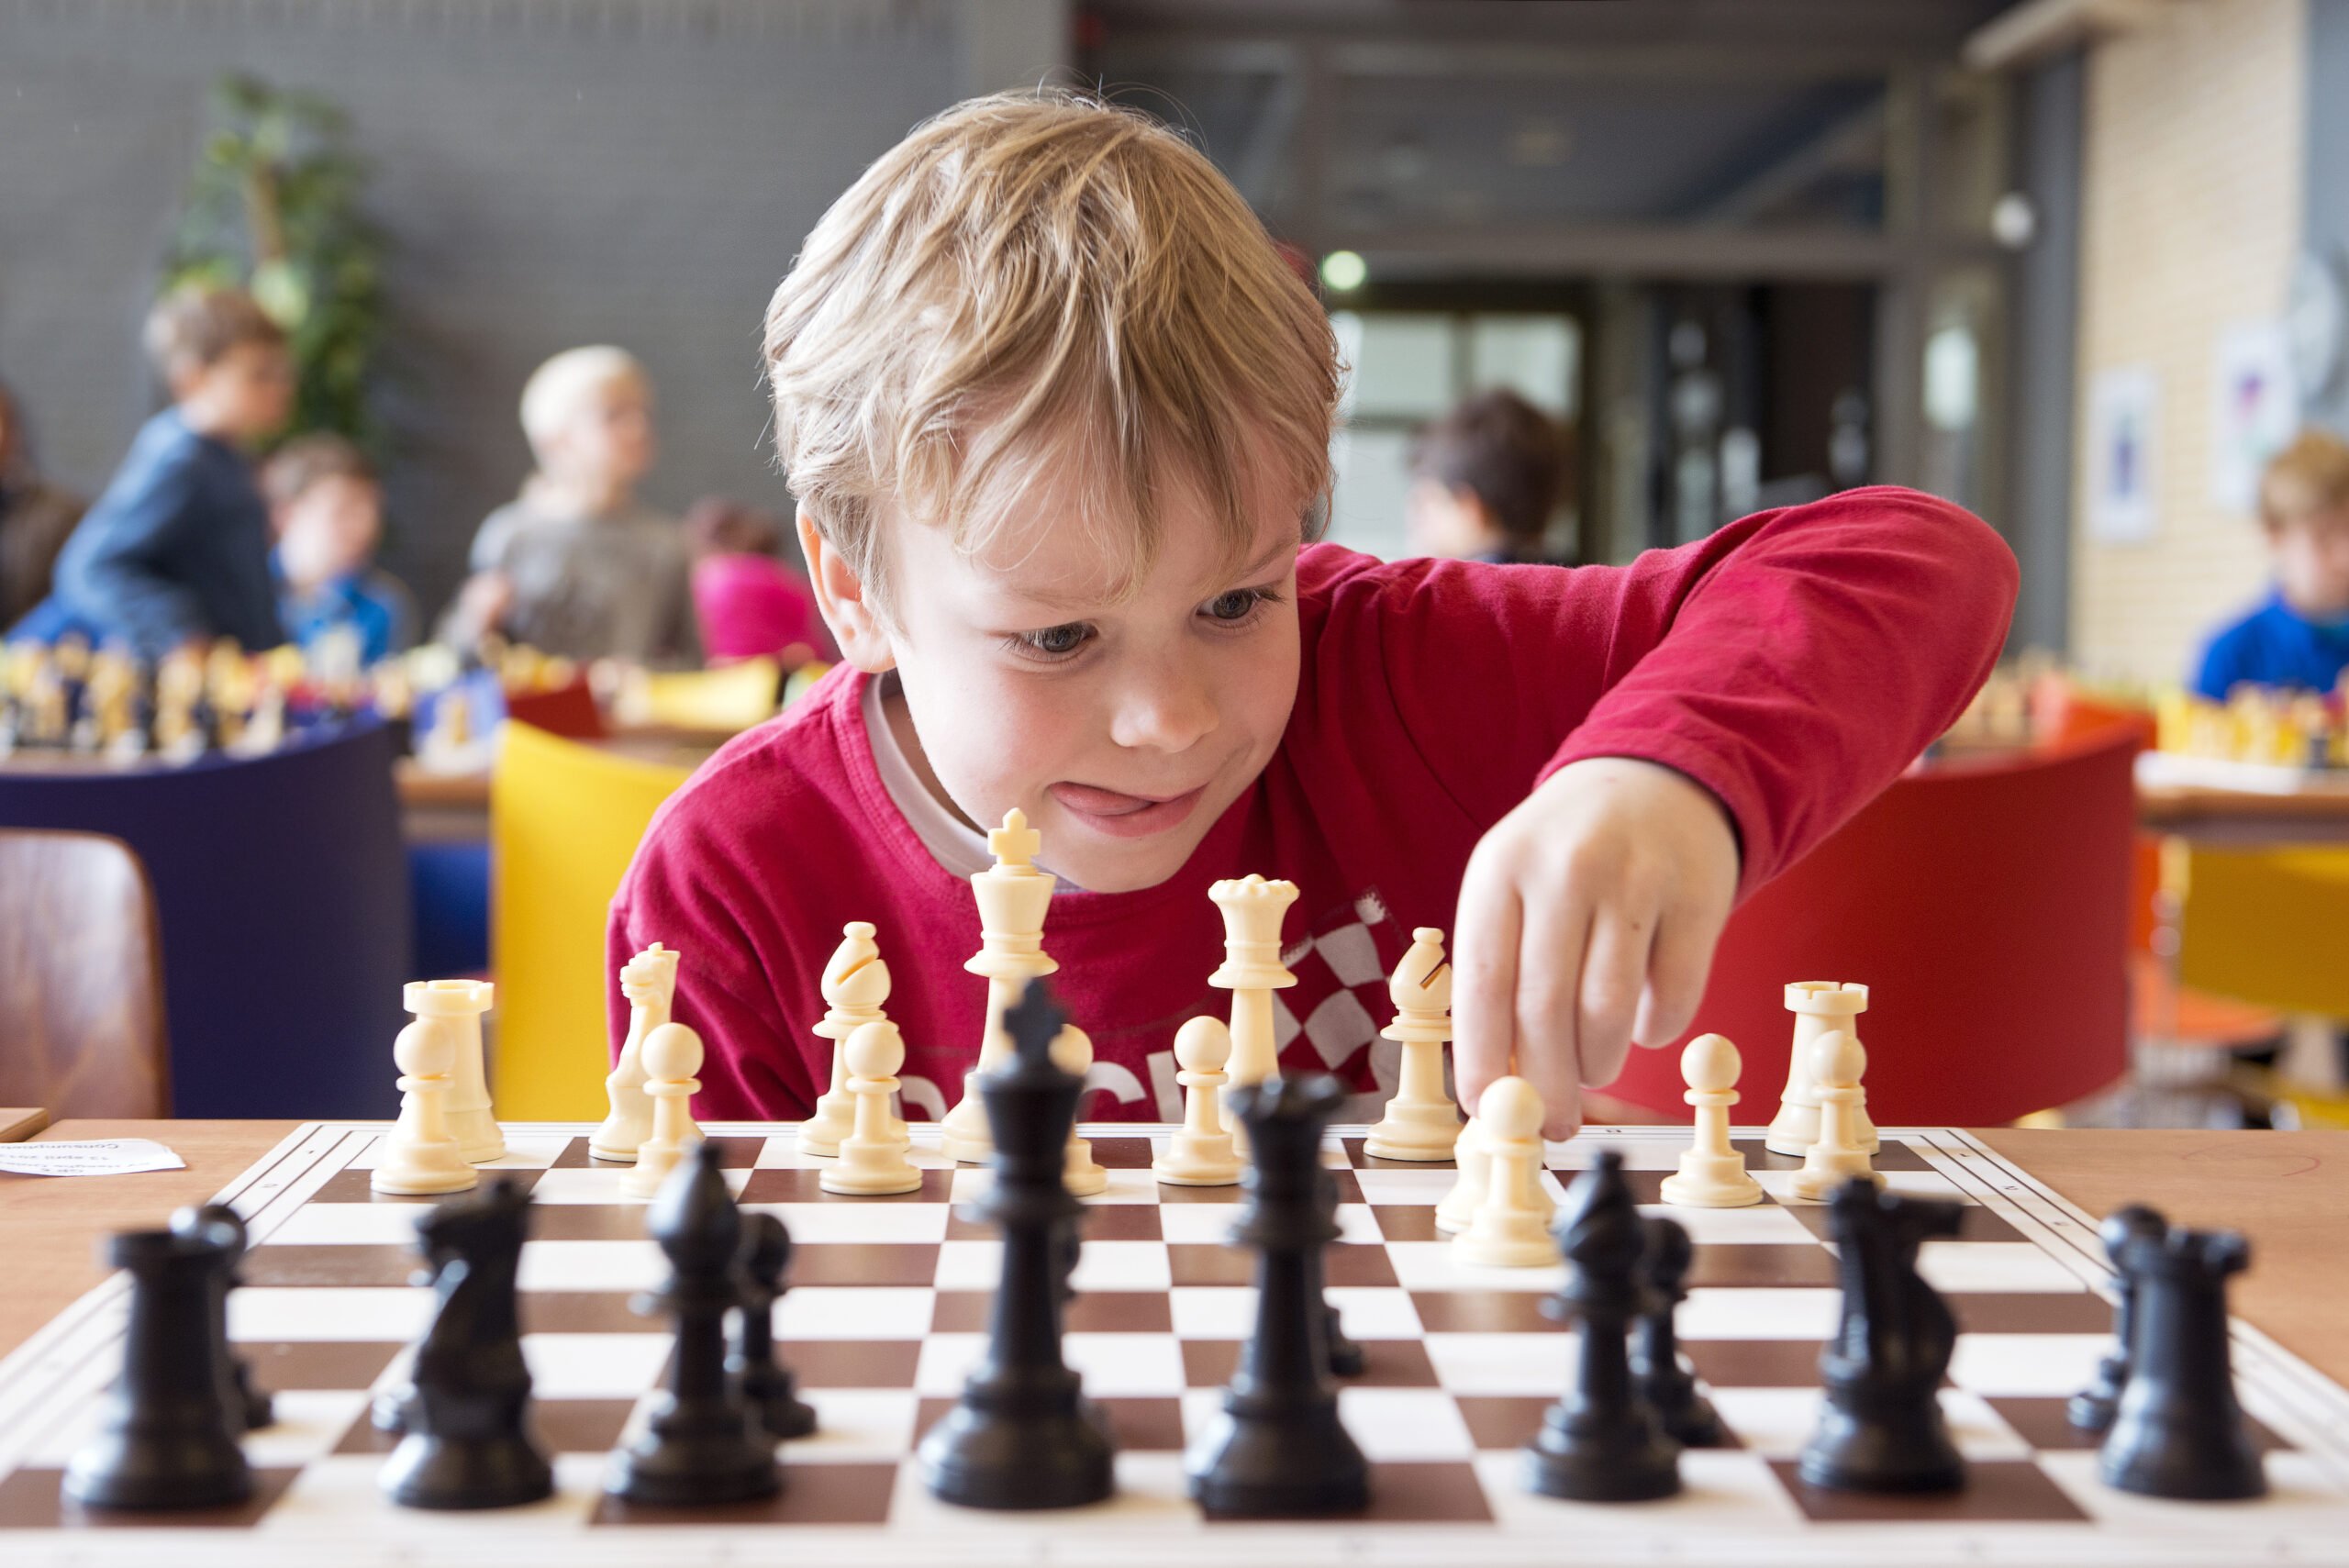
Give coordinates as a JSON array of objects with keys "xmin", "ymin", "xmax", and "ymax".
[{"xmin": 608, "ymin": 485, "xmax": 2018, "ymax": 1122}]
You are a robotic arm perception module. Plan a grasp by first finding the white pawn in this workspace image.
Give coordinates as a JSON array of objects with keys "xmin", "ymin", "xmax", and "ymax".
[
  {"xmin": 374, "ymin": 1021, "xmax": 478, "ymax": 1195},
  {"xmin": 1660, "ymin": 1033, "xmax": 1765, "ymax": 1208},
  {"xmin": 621, "ymin": 1022, "xmax": 705, "ymax": 1200},
  {"xmin": 1453, "ymin": 1077, "xmax": 1557, "ymax": 1268},
  {"xmin": 801, "ymin": 922, "xmax": 899, "ymax": 1158},
  {"xmin": 822, "ymin": 1020, "xmax": 923, "ymax": 1195},
  {"xmin": 591, "ymin": 941, "xmax": 680, "ymax": 1162},
  {"xmin": 1051, "ymin": 1023, "xmax": 1108, "ymax": 1197},
  {"xmin": 1434, "ymin": 1118, "xmax": 1488, "ymax": 1235},
  {"xmin": 1791, "ymin": 1030, "xmax": 1883, "ymax": 1200},
  {"xmin": 1153, "ymin": 1017, "xmax": 1241, "ymax": 1186},
  {"xmin": 1363, "ymin": 927, "xmax": 1461, "ymax": 1162}
]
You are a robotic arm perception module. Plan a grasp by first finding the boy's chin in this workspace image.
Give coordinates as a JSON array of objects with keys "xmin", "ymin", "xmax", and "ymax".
[{"xmin": 1044, "ymin": 817, "xmax": 1208, "ymax": 895}]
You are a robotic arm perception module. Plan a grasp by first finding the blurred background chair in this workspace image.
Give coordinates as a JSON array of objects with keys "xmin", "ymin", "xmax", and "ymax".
[
  {"xmin": 490, "ymin": 720, "xmax": 693, "ymax": 1118},
  {"xmin": 504, "ymin": 675, "xmax": 609, "ymax": 741},
  {"xmin": 610, "ymin": 657, "xmax": 782, "ymax": 734},
  {"xmin": 1608, "ymin": 728, "xmax": 2138, "ymax": 1128},
  {"xmin": 0, "ymin": 721, "xmax": 411, "ymax": 1118},
  {"xmin": 0, "ymin": 828, "xmax": 169, "ymax": 1118}
]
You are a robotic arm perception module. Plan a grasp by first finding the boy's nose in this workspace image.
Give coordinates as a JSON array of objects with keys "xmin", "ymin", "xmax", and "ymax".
[{"xmin": 1108, "ymin": 662, "xmax": 1218, "ymax": 753}]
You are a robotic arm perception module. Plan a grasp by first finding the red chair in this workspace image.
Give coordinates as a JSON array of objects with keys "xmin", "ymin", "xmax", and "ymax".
[
  {"xmin": 1606, "ymin": 728, "xmax": 2138, "ymax": 1128},
  {"xmin": 504, "ymin": 677, "xmax": 607, "ymax": 741}
]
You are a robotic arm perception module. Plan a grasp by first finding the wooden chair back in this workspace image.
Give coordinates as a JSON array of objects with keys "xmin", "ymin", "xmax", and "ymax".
[{"xmin": 0, "ymin": 828, "xmax": 168, "ymax": 1118}]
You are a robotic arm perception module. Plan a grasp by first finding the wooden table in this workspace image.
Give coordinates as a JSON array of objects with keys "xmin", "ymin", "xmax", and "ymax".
[
  {"xmin": 3, "ymin": 1120, "xmax": 2343, "ymax": 1391},
  {"xmin": 2137, "ymin": 781, "xmax": 2349, "ymax": 846}
]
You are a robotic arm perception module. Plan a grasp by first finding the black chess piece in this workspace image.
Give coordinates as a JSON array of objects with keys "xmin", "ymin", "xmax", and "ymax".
[
  {"xmin": 2099, "ymin": 1216, "xmax": 2266, "ymax": 1500},
  {"xmin": 170, "ymin": 1203, "xmax": 273, "ymax": 1432},
  {"xmin": 918, "ymin": 982, "xmax": 1117, "ymax": 1509},
  {"xmin": 2069, "ymin": 1204, "xmax": 2165, "ymax": 1433},
  {"xmin": 606, "ymin": 1142, "xmax": 781, "ymax": 1506},
  {"xmin": 731, "ymin": 1211, "xmax": 818, "ymax": 1440},
  {"xmin": 1522, "ymin": 1150, "xmax": 1681, "ymax": 1502},
  {"xmin": 380, "ymin": 1177, "xmax": 554, "ymax": 1509},
  {"xmin": 1314, "ymin": 1166, "xmax": 1365, "ymax": 1378},
  {"xmin": 1186, "ymin": 1072, "xmax": 1370, "ymax": 1518},
  {"xmin": 1631, "ymin": 1215, "xmax": 1720, "ymax": 1448},
  {"xmin": 1798, "ymin": 1179, "xmax": 1965, "ymax": 1494},
  {"xmin": 61, "ymin": 1226, "xmax": 251, "ymax": 1509}
]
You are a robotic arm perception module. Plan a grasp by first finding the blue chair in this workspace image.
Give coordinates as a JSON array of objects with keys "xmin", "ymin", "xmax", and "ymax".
[{"xmin": 0, "ymin": 719, "xmax": 411, "ymax": 1118}]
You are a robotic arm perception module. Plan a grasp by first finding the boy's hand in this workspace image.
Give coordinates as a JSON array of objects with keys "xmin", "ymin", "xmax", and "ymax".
[{"xmin": 1452, "ymin": 757, "xmax": 1740, "ymax": 1140}]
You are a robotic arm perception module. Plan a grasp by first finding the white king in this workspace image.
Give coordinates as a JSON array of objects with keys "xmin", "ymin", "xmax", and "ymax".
[{"xmin": 941, "ymin": 809, "xmax": 1063, "ymax": 1163}]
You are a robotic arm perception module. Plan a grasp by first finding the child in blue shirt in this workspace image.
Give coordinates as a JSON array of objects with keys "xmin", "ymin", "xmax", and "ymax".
[
  {"xmin": 7, "ymin": 286, "xmax": 293, "ymax": 659},
  {"xmin": 263, "ymin": 435, "xmax": 414, "ymax": 665},
  {"xmin": 2196, "ymin": 429, "xmax": 2349, "ymax": 699}
]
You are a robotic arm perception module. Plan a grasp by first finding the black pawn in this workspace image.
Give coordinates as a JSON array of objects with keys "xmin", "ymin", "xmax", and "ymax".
[
  {"xmin": 62, "ymin": 1227, "xmax": 251, "ymax": 1510},
  {"xmin": 918, "ymin": 982, "xmax": 1116, "ymax": 1509},
  {"xmin": 732, "ymin": 1212, "xmax": 818, "ymax": 1440},
  {"xmin": 1631, "ymin": 1216, "xmax": 1721, "ymax": 1448},
  {"xmin": 171, "ymin": 1203, "xmax": 273, "ymax": 1432},
  {"xmin": 2100, "ymin": 1217, "xmax": 2266, "ymax": 1500},
  {"xmin": 1186, "ymin": 1073, "xmax": 1370, "ymax": 1518},
  {"xmin": 1522, "ymin": 1150, "xmax": 1680, "ymax": 1502},
  {"xmin": 1798, "ymin": 1181, "xmax": 1965, "ymax": 1493},
  {"xmin": 606, "ymin": 1141, "xmax": 781, "ymax": 1506},
  {"xmin": 2069, "ymin": 1204, "xmax": 2165, "ymax": 1433},
  {"xmin": 380, "ymin": 1177, "xmax": 552, "ymax": 1509}
]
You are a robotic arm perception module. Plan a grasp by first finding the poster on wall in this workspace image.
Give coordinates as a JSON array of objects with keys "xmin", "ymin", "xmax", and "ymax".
[
  {"xmin": 2087, "ymin": 364, "xmax": 2159, "ymax": 544},
  {"xmin": 2210, "ymin": 319, "xmax": 2300, "ymax": 514}
]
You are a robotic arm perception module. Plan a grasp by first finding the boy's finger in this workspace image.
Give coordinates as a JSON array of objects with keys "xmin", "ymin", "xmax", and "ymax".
[
  {"xmin": 1449, "ymin": 858, "xmax": 1520, "ymax": 1118},
  {"xmin": 1515, "ymin": 895, "xmax": 1592, "ymax": 1140},
  {"xmin": 1632, "ymin": 902, "xmax": 1719, "ymax": 1049},
  {"xmin": 1575, "ymin": 907, "xmax": 1650, "ymax": 1090}
]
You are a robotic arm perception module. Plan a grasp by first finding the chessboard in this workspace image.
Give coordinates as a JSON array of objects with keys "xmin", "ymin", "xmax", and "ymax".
[{"xmin": 2, "ymin": 1121, "xmax": 2346, "ymax": 1567}]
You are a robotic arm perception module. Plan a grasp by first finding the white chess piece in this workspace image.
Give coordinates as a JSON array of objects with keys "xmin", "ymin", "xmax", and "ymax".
[
  {"xmin": 1454, "ymin": 1077, "xmax": 1558, "ymax": 1267},
  {"xmin": 800, "ymin": 922, "xmax": 896, "ymax": 1158},
  {"xmin": 1153, "ymin": 1017, "xmax": 1241, "ymax": 1186},
  {"xmin": 1051, "ymin": 1023, "xmax": 1108, "ymax": 1197},
  {"xmin": 1791, "ymin": 1030, "xmax": 1884, "ymax": 1200},
  {"xmin": 822, "ymin": 1020, "xmax": 925, "ymax": 1195},
  {"xmin": 1363, "ymin": 927, "xmax": 1461, "ymax": 1162},
  {"xmin": 592, "ymin": 942, "xmax": 681, "ymax": 1162},
  {"xmin": 1208, "ymin": 874, "xmax": 1299, "ymax": 1158},
  {"xmin": 405, "ymin": 979, "xmax": 503, "ymax": 1162},
  {"xmin": 621, "ymin": 1022, "xmax": 706, "ymax": 1199},
  {"xmin": 373, "ymin": 1020, "xmax": 478, "ymax": 1195},
  {"xmin": 1768, "ymin": 981, "xmax": 1878, "ymax": 1155},
  {"xmin": 942, "ymin": 811, "xmax": 1060, "ymax": 1165},
  {"xmin": 1660, "ymin": 1032, "xmax": 1765, "ymax": 1208},
  {"xmin": 1434, "ymin": 1118, "xmax": 1489, "ymax": 1234}
]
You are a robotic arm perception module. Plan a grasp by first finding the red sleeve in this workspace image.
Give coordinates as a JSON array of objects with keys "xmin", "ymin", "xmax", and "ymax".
[{"xmin": 1345, "ymin": 485, "xmax": 2018, "ymax": 898}]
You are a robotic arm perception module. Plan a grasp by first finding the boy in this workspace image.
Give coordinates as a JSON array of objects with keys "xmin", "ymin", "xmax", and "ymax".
[
  {"xmin": 1406, "ymin": 388, "xmax": 1574, "ymax": 564},
  {"xmin": 263, "ymin": 434, "xmax": 416, "ymax": 665},
  {"xmin": 2194, "ymin": 428, "xmax": 2349, "ymax": 699},
  {"xmin": 437, "ymin": 346, "xmax": 699, "ymax": 665},
  {"xmin": 8, "ymin": 287, "xmax": 292, "ymax": 658},
  {"xmin": 610, "ymin": 92, "xmax": 2018, "ymax": 1140}
]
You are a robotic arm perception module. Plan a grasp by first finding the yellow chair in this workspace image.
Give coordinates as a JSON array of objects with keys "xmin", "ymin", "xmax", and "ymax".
[
  {"xmin": 2175, "ymin": 843, "xmax": 2349, "ymax": 1018},
  {"xmin": 613, "ymin": 657, "xmax": 781, "ymax": 733},
  {"xmin": 490, "ymin": 721, "xmax": 694, "ymax": 1118}
]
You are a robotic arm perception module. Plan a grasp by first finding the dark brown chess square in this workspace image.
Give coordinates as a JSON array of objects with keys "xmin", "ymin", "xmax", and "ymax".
[
  {"xmin": 1949, "ymin": 1293, "xmax": 2117, "ymax": 1334},
  {"xmin": 0, "ymin": 1468, "xmax": 300, "ymax": 1529},
  {"xmin": 1779, "ymin": 1197, "xmax": 2024, "ymax": 1245},
  {"xmin": 1982, "ymin": 1396, "xmax": 2290, "ymax": 1455},
  {"xmin": 1765, "ymin": 1458, "xmax": 2088, "ymax": 1522},
  {"xmin": 1687, "ymin": 1243, "xmax": 1840, "ymax": 1289},
  {"xmin": 785, "ymin": 1245, "xmax": 942, "ymax": 1286},
  {"xmin": 1180, "ymin": 1336, "xmax": 1439, "ymax": 1389},
  {"xmin": 947, "ymin": 1203, "xmax": 1163, "ymax": 1241},
  {"xmin": 1167, "ymin": 1242, "xmax": 1397, "ymax": 1287},
  {"xmin": 332, "ymin": 1397, "xmax": 637, "ymax": 1455},
  {"xmin": 240, "ymin": 1244, "xmax": 419, "ymax": 1288},
  {"xmin": 761, "ymin": 1339, "xmax": 924, "ymax": 1389},
  {"xmin": 737, "ymin": 1168, "xmax": 956, "ymax": 1203},
  {"xmin": 1197, "ymin": 1462, "xmax": 1492, "ymax": 1524},
  {"xmin": 1370, "ymin": 1205, "xmax": 1445, "ymax": 1242},
  {"xmin": 930, "ymin": 1289, "xmax": 1172, "ymax": 1333},
  {"xmin": 1086, "ymin": 1136, "xmax": 1158, "ymax": 1168},
  {"xmin": 1453, "ymin": 1395, "xmax": 1556, "ymax": 1450},
  {"xmin": 521, "ymin": 1291, "xmax": 659, "ymax": 1333},
  {"xmin": 589, "ymin": 1462, "xmax": 898, "ymax": 1526},
  {"xmin": 311, "ymin": 1167, "xmax": 546, "ymax": 1204},
  {"xmin": 1409, "ymin": 1291, "xmax": 1564, "ymax": 1334},
  {"xmin": 1682, "ymin": 1338, "xmax": 1828, "ymax": 1388},
  {"xmin": 546, "ymin": 1135, "xmax": 765, "ymax": 1171},
  {"xmin": 527, "ymin": 1205, "xmax": 653, "ymax": 1241}
]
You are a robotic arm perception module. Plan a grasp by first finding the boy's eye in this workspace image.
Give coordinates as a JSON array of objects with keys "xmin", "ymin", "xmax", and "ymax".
[
  {"xmin": 1202, "ymin": 586, "xmax": 1280, "ymax": 624},
  {"xmin": 1009, "ymin": 622, "xmax": 1094, "ymax": 660}
]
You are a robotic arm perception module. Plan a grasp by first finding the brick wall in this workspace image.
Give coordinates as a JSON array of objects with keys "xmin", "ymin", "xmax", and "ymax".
[{"xmin": 2070, "ymin": 0, "xmax": 2307, "ymax": 684}]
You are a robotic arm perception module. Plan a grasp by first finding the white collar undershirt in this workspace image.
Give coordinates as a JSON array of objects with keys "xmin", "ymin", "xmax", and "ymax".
[{"xmin": 860, "ymin": 672, "xmax": 996, "ymax": 880}]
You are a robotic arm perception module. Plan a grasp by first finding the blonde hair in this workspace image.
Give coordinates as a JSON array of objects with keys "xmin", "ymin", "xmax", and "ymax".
[
  {"xmin": 142, "ymin": 285, "xmax": 285, "ymax": 381},
  {"xmin": 518, "ymin": 345, "xmax": 648, "ymax": 455},
  {"xmin": 763, "ymin": 89, "xmax": 1341, "ymax": 606},
  {"xmin": 2261, "ymin": 428, "xmax": 2349, "ymax": 528}
]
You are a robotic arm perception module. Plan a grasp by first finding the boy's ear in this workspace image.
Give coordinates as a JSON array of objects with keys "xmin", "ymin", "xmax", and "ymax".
[{"xmin": 797, "ymin": 509, "xmax": 896, "ymax": 673}]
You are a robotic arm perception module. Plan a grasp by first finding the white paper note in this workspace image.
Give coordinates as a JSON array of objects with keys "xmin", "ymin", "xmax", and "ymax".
[{"xmin": 0, "ymin": 1139, "xmax": 186, "ymax": 1177}]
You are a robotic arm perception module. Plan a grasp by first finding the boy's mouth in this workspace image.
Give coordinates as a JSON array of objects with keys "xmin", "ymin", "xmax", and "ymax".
[{"xmin": 1047, "ymin": 781, "xmax": 1208, "ymax": 840}]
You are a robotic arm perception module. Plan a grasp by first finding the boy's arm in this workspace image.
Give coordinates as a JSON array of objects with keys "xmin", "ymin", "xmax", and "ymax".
[
  {"xmin": 64, "ymin": 451, "xmax": 210, "ymax": 653},
  {"xmin": 1355, "ymin": 485, "xmax": 2018, "ymax": 1132}
]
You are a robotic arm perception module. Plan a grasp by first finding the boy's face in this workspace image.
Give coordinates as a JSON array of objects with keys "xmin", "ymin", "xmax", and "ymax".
[
  {"xmin": 2270, "ymin": 508, "xmax": 2349, "ymax": 619},
  {"xmin": 275, "ymin": 475, "xmax": 384, "ymax": 589},
  {"xmin": 176, "ymin": 342, "xmax": 296, "ymax": 442},
  {"xmin": 546, "ymin": 376, "xmax": 657, "ymax": 490},
  {"xmin": 829, "ymin": 459, "xmax": 1305, "ymax": 894}
]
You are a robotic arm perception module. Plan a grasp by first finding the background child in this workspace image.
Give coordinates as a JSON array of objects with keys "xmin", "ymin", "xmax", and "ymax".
[
  {"xmin": 2194, "ymin": 428, "xmax": 2349, "ymax": 699},
  {"xmin": 0, "ymin": 377, "xmax": 86, "ymax": 630},
  {"xmin": 262, "ymin": 434, "xmax": 415, "ymax": 664},
  {"xmin": 610, "ymin": 92, "xmax": 2017, "ymax": 1139},
  {"xmin": 683, "ymin": 495, "xmax": 837, "ymax": 667},
  {"xmin": 8, "ymin": 286, "xmax": 292, "ymax": 658},
  {"xmin": 1405, "ymin": 388, "xmax": 1574, "ymax": 565},
  {"xmin": 437, "ymin": 346, "xmax": 698, "ymax": 665}
]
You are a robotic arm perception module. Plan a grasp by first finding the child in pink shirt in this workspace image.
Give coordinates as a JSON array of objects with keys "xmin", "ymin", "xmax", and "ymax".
[{"xmin": 610, "ymin": 92, "xmax": 2017, "ymax": 1138}]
